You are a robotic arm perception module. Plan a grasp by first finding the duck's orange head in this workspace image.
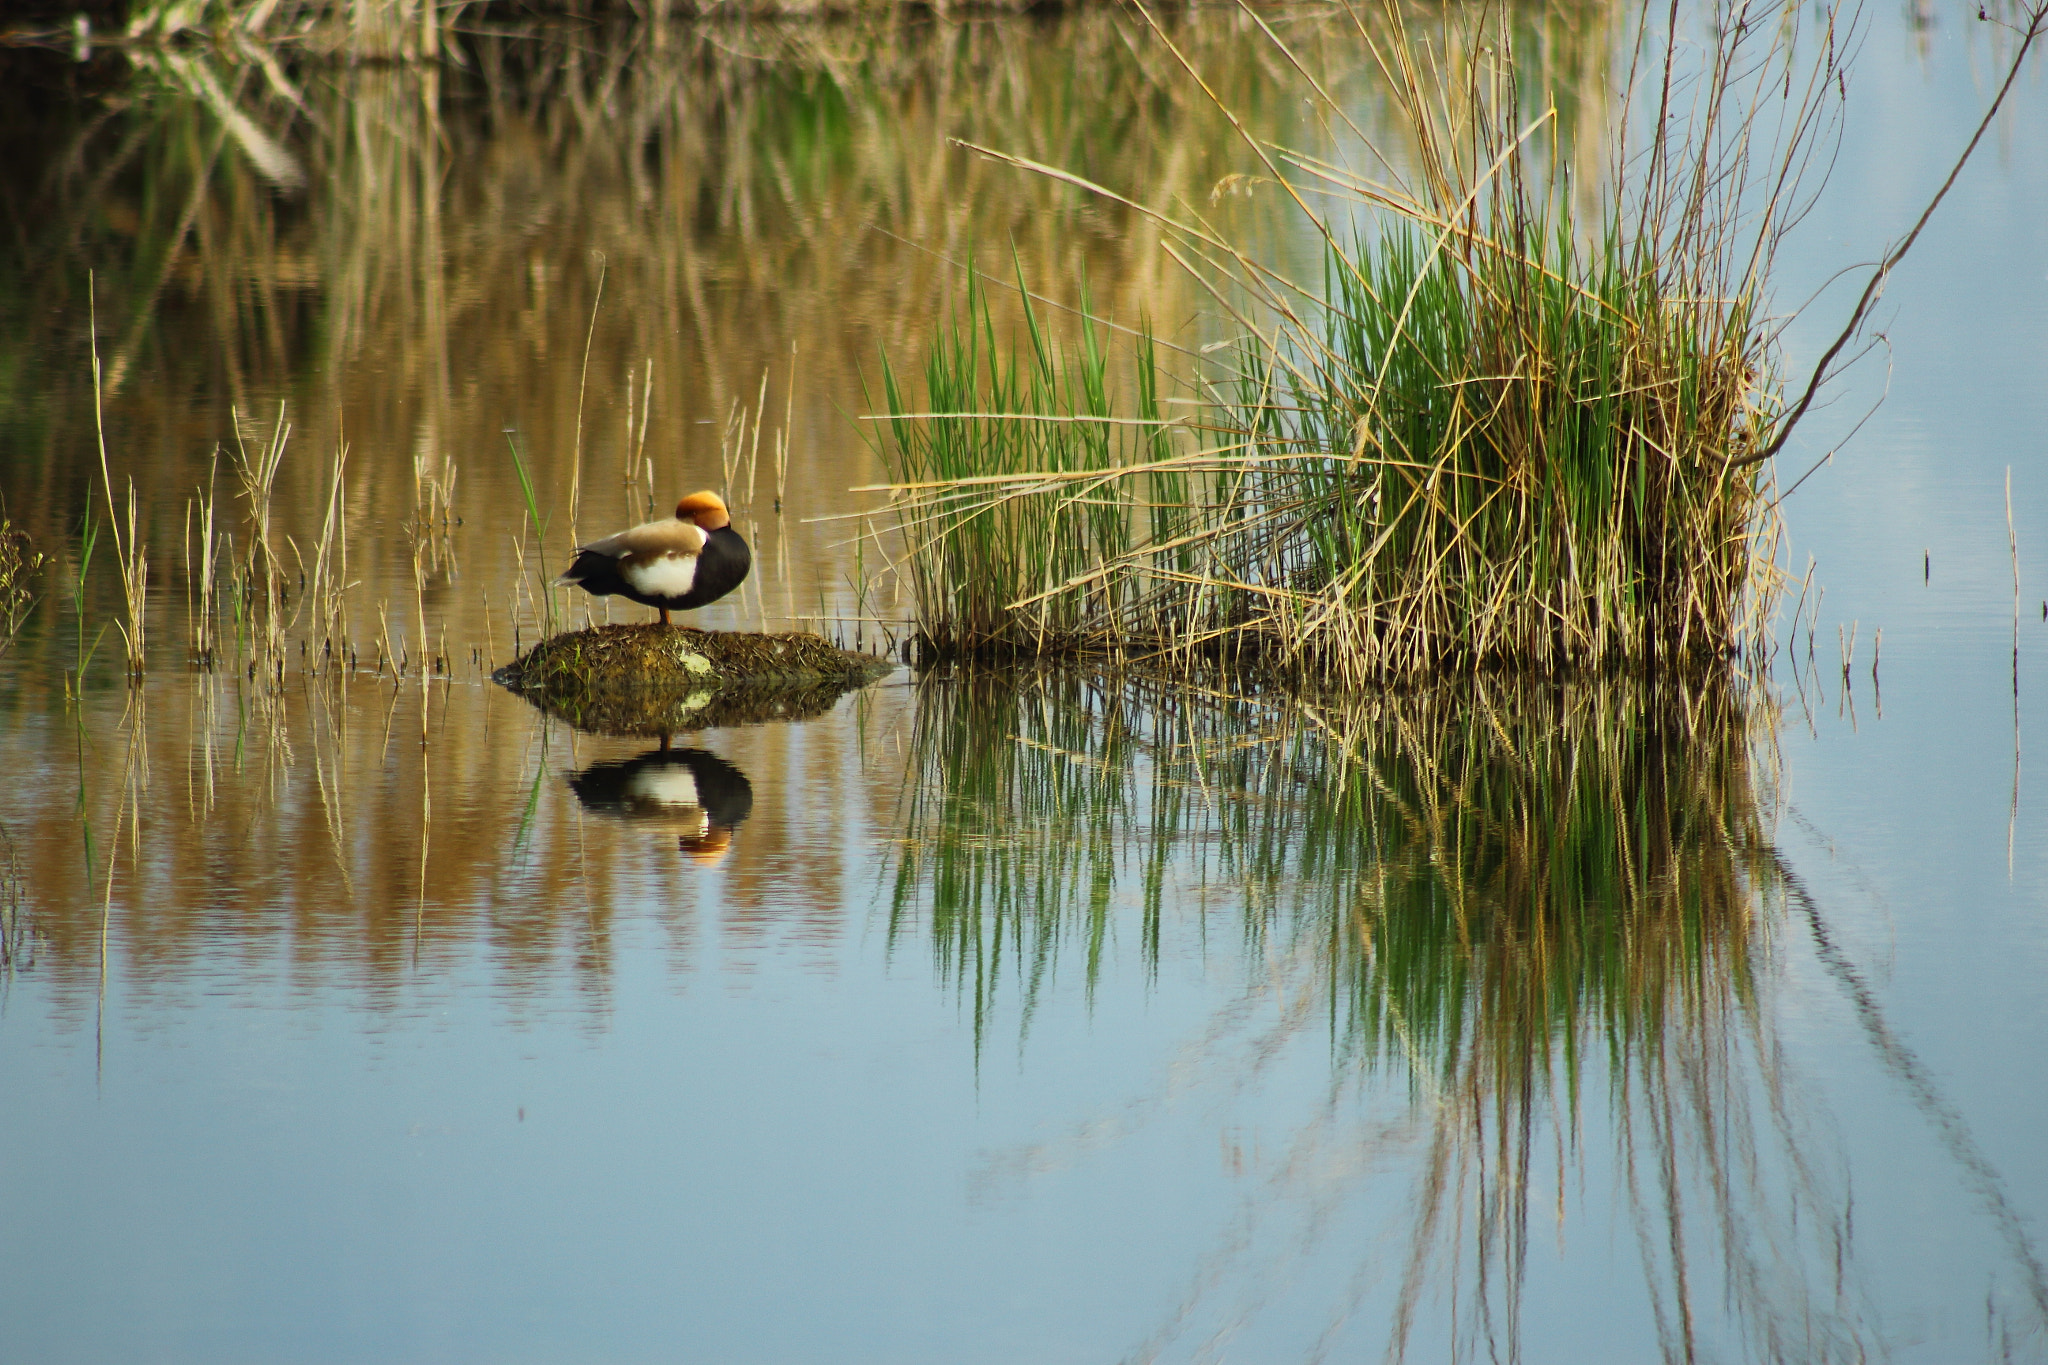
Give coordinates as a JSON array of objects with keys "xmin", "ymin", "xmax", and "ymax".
[{"xmin": 675, "ymin": 490, "xmax": 731, "ymax": 530}]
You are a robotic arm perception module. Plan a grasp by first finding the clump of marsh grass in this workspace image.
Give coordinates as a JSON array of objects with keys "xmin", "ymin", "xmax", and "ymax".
[
  {"xmin": 874, "ymin": 0, "xmax": 1852, "ymax": 685},
  {"xmin": 411, "ymin": 447, "xmax": 457, "ymax": 559},
  {"xmin": 231, "ymin": 404, "xmax": 293, "ymax": 685},
  {"xmin": 0, "ymin": 514, "xmax": 46, "ymax": 657},
  {"xmin": 180, "ymin": 417, "xmax": 363, "ymax": 679},
  {"xmin": 308, "ymin": 440, "xmax": 353, "ymax": 675},
  {"xmin": 182, "ymin": 456, "xmax": 223, "ymax": 667},
  {"xmin": 875, "ymin": 271, "xmax": 1190, "ymax": 658}
]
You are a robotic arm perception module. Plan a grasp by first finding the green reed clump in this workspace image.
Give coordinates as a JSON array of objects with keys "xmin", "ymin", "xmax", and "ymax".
[
  {"xmin": 1194, "ymin": 217, "xmax": 1770, "ymax": 680},
  {"xmin": 876, "ymin": 272, "xmax": 1193, "ymax": 658},
  {"xmin": 873, "ymin": 0, "xmax": 1836, "ymax": 685}
]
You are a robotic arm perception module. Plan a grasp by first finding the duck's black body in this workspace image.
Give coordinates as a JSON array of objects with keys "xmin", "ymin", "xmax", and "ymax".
[
  {"xmin": 562, "ymin": 525, "xmax": 751, "ymax": 614},
  {"xmin": 557, "ymin": 490, "xmax": 751, "ymax": 625}
]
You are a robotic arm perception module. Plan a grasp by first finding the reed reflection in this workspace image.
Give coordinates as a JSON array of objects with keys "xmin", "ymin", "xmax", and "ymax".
[
  {"xmin": 0, "ymin": 667, "xmax": 881, "ymax": 1011},
  {"xmin": 570, "ymin": 743, "xmax": 755, "ymax": 869},
  {"xmin": 890, "ymin": 670, "xmax": 1868, "ymax": 1362}
]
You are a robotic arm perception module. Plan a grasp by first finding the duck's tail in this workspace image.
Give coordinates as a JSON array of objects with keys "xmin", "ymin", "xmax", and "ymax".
[{"xmin": 556, "ymin": 549, "xmax": 623, "ymax": 594}]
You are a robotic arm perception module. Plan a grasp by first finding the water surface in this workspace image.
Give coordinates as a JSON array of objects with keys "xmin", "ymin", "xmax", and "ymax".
[{"xmin": 1, "ymin": 5, "xmax": 2046, "ymax": 1362}]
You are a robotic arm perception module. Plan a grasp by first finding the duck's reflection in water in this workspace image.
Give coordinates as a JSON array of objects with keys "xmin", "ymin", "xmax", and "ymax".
[{"xmin": 569, "ymin": 743, "xmax": 754, "ymax": 866}]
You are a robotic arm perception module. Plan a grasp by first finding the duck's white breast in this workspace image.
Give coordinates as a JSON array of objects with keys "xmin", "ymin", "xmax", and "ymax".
[{"xmin": 623, "ymin": 552, "xmax": 699, "ymax": 600}]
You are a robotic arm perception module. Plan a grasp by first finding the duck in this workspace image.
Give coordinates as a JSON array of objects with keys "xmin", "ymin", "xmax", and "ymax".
[{"xmin": 556, "ymin": 490, "xmax": 751, "ymax": 626}]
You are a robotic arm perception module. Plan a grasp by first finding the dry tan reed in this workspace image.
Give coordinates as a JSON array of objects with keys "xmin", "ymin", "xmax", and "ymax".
[
  {"xmin": 122, "ymin": 0, "xmax": 455, "ymax": 59},
  {"xmin": 89, "ymin": 279, "xmax": 148, "ymax": 680},
  {"xmin": 182, "ymin": 455, "xmax": 222, "ymax": 666},
  {"xmin": 230, "ymin": 405, "xmax": 293, "ymax": 684},
  {"xmin": 310, "ymin": 442, "xmax": 353, "ymax": 674}
]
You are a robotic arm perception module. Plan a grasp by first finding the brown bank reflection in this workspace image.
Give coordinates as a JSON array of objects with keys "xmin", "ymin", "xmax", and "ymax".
[
  {"xmin": 0, "ymin": 668, "xmax": 883, "ymax": 1016},
  {"xmin": 889, "ymin": 670, "xmax": 1870, "ymax": 1363},
  {"xmin": 570, "ymin": 743, "xmax": 755, "ymax": 868}
]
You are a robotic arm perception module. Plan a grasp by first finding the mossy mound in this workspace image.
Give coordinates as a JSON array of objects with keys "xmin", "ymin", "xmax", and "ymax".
[
  {"xmin": 509, "ymin": 674, "xmax": 883, "ymax": 737},
  {"xmin": 497, "ymin": 623, "xmax": 881, "ymax": 690},
  {"xmin": 493, "ymin": 624, "xmax": 891, "ymax": 737}
]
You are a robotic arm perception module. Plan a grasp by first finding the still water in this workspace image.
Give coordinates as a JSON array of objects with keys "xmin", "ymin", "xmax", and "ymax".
[{"xmin": 1, "ymin": 4, "xmax": 2045, "ymax": 1362}]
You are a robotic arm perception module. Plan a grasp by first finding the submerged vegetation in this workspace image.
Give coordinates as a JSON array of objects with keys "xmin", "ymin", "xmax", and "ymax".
[{"xmin": 878, "ymin": 0, "xmax": 1836, "ymax": 684}]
